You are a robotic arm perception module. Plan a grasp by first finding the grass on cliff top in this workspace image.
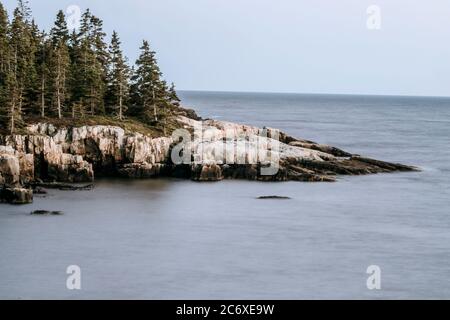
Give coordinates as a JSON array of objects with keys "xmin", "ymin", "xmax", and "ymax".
[
  {"xmin": 20, "ymin": 114, "xmax": 183, "ymax": 138},
  {"xmin": 1, "ymin": 105, "xmax": 199, "ymax": 137}
]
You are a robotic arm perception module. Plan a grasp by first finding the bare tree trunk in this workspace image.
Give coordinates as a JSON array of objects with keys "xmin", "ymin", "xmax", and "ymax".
[
  {"xmin": 152, "ymin": 89, "xmax": 157, "ymax": 121},
  {"xmin": 62, "ymin": 68, "xmax": 66, "ymax": 118},
  {"xmin": 10, "ymin": 96, "xmax": 15, "ymax": 134},
  {"xmin": 91, "ymin": 87, "xmax": 95, "ymax": 116},
  {"xmin": 41, "ymin": 76, "xmax": 45, "ymax": 117},
  {"xmin": 18, "ymin": 89, "xmax": 23, "ymax": 115},
  {"xmin": 56, "ymin": 52, "xmax": 62, "ymax": 119},
  {"xmin": 118, "ymin": 83, "xmax": 123, "ymax": 121},
  {"xmin": 57, "ymin": 86, "xmax": 61, "ymax": 119}
]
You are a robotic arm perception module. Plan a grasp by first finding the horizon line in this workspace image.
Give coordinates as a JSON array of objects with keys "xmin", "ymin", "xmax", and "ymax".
[{"xmin": 178, "ymin": 89, "xmax": 450, "ymax": 99}]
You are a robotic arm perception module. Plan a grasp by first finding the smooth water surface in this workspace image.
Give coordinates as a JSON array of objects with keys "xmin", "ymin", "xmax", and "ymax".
[{"xmin": 1, "ymin": 92, "xmax": 449, "ymax": 299}]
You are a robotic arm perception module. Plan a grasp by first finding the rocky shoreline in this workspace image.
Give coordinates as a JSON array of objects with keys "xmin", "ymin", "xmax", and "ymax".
[{"xmin": 0, "ymin": 113, "xmax": 418, "ymax": 204}]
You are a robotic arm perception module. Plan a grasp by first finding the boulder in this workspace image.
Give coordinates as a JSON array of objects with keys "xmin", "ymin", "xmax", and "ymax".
[
  {"xmin": 191, "ymin": 164, "xmax": 223, "ymax": 181},
  {"xmin": 0, "ymin": 187, "xmax": 33, "ymax": 204},
  {"xmin": 118, "ymin": 163, "xmax": 166, "ymax": 178},
  {"xmin": 0, "ymin": 153, "xmax": 20, "ymax": 187},
  {"xmin": 30, "ymin": 210, "xmax": 63, "ymax": 215}
]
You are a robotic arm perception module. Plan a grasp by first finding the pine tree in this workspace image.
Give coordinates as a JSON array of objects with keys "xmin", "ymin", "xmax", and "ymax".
[
  {"xmin": 49, "ymin": 10, "xmax": 71, "ymax": 119},
  {"xmin": 7, "ymin": 7, "xmax": 29, "ymax": 127},
  {"xmin": 168, "ymin": 82, "xmax": 180, "ymax": 106},
  {"xmin": 0, "ymin": 1, "xmax": 8, "ymax": 75},
  {"xmin": 90, "ymin": 15, "xmax": 108, "ymax": 115},
  {"xmin": 25, "ymin": 19, "xmax": 41, "ymax": 115},
  {"xmin": 70, "ymin": 9, "xmax": 91, "ymax": 113},
  {"xmin": 74, "ymin": 9, "xmax": 107, "ymax": 116},
  {"xmin": 3, "ymin": 71, "xmax": 19, "ymax": 133},
  {"xmin": 50, "ymin": 10, "xmax": 69, "ymax": 45},
  {"xmin": 68, "ymin": 30, "xmax": 82, "ymax": 116},
  {"xmin": 90, "ymin": 15, "xmax": 108, "ymax": 76},
  {"xmin": 131, "ymin": 40, "xmax": 167, "ymax": 122},
  {"xmin": 106, "ymin": 31, "xmax": 130, "ymax": 120},
  {"xmin": 35, "ymin": 34, "xmax": 51, "ymax": 117},
  {"xmin": 17, "ymin": 0, "xmax": 31, "ymax": 21},
  {"xmin": 0, "ymin": 4, "xmax": 180, "ymax": 130},
  {"xmin": 2, "ymin": 5, "xmax": 24, "ymax": 133},
  {"xmin": 0, "ymin": 2, "xmax": 9, "ymax": 130}
]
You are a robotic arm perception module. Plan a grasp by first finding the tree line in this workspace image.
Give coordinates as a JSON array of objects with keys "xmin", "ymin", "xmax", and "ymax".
[{"xmin": 0, "ymin": 0, "xmax": 180, "ymax": 134}]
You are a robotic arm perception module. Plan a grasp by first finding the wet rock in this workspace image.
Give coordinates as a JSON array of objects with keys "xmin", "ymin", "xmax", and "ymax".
[
  {"xmin": 191, "ymin": 164, "xmax": 223, "ymax": 181},
  {"xmin": 118, "ymin": 163, "xmax": 166, "ymax": 178},
  {"xmin": 33, "ymin": 182, "xmax": 93, "ymax": 191},
  {"xmin": 32, "ymin": 186, "xmax": 47, "ymax": 194},
  {"xmin": 0, "ymin": 187, "xmax": 33, "ymax": 204},
  {"xmin": 31, "ymin": 210, "xmax": 63, "ymax": 215},
  {"xmin": 257, "ymin": 196, "xmax": 291, "ymax": 199},
  {"xmin": 46, "ymin": 153, "xmax": 94, "ymax": 183},
  {"xmin": 0, "ymin": 153, "xmax": 20, "ymax": 186}
]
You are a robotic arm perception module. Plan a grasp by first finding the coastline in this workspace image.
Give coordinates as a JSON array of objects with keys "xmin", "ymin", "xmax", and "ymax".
[{"xmin": 0, "ymin": 105, "xmax": 418, "ymax": 204}]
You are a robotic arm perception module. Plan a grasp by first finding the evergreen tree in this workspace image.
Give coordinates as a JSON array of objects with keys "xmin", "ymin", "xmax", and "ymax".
[
  {"xmin": 0, "ymin": 3, "xmax": 180, "ymax": 130},
  {"xmin": 35, "ymin": 34, "xmax": 51, "ymax": 117},
  {"xmin": 49, "ymin": 10, "xmax": 70, "ymax": 119},
  {"xmin": 25, "ymin": 19, "xmax": 41, "ymax": 115},
  {"xmin": 3, "ymin": 70, "xmax": 21, "ymax": 133},
  {"xmin": 50, "ymin": 10, "xmax": 69, "ymax": 45},
  {"xmin": 131, "ymin": 40, "xmax": 168, "ymax": 122},
  {"xmin": 75, "ymin": 9, "xmax": 107, "ymax": 116},
  {"xmin": 0, "ymin": 1, "xmax": 8, "ymax": 75},
  {"xmin": 17, "ymin": 0, "xmax": 31, "ymax": 21},
  {"xmin": 90, "ymin": 15, "xmax": 108, "ymax": 115},
  {"xmin": 106, "ymin": 31, "xmax": 130, "ymax": 120},
  {"xmin": 70, "ymin": 9, "xmax": 92, "ymax": 112},
  {"xmin": 90, "ymin": 15, "xmax": 108, "ymax": 75},
  {"xmin": 0, "ymin": 2, "xmax": 9, "ymax": 130},
  {"xmin": 168, "ymin": 82, "xmax": 180, "ymax": 106},
  {"xmin": 67, "ymin": 30, "xmax": 83, "ymax": 116},
  {"xmin": 8, "ymin": 7, "xmax": 29, "ymax": 126}
]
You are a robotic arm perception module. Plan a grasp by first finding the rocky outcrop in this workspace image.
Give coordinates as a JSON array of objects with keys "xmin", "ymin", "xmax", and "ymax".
[
  {"xmin": 0, "ymin": 115, "xmax": 418, "ymax": 204},
  {"xmin": 175, "ymin": 116, "xmax": 418, "ymax": 182},
  {"xmin": 1, "ymin": 124, "xmax": 173, "ymax": 183},
  {"xmin": 0, "ymin": 146, "xmax": 33, "ymax": 204},
  {"xmin": 2, "ymin": 134, "xmax": 93, "ymax": 183}
]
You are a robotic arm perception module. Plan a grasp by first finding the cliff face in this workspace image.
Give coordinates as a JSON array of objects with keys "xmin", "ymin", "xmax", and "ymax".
[
  {"xmin": 0, "ymin": 117, "xmax": 417, "ymax": 204},
  {"xmin": 0, "ymin": 145, "xmax": 34, "ymax": 204}
]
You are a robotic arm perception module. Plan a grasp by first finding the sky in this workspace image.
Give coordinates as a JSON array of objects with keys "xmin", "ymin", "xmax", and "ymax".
[{"xmin": 2, "ymin": 0, "xmax": 450, "ymax": 97}]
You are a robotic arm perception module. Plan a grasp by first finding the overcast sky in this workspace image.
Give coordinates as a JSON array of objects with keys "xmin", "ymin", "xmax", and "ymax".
[{"xmin": 3, "ymin": 0, "xmax": 450, "ymax": 96}]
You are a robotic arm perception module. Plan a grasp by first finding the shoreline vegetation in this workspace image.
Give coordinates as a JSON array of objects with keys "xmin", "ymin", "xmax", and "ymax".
[{"xmin": 0, "ymin": 1, "xmax": 418, "ymax": 205}]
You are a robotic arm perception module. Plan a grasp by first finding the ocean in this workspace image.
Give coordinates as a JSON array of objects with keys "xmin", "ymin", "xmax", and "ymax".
[{"xmin": 1, "ymin": 91, "xmax": 449, "ymax": 299}]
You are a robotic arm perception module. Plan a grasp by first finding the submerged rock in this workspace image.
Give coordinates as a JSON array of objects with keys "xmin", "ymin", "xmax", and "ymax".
[
  {"xmin": 32, "ymin": 186, "xmax": 47, "ymax": 194},
  {"xmin": 257, "ymin": 196, "xmax": 291, "ymax": 200},
  {"xmin": 31, "ymin": 210, "xmax": 63, "ymax": 215}
]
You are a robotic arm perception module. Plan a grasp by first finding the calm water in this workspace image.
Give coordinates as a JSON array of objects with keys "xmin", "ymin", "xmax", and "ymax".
[{"xmin": 1, "ymin": 92, "xmax": 450, "ymax": 299}]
